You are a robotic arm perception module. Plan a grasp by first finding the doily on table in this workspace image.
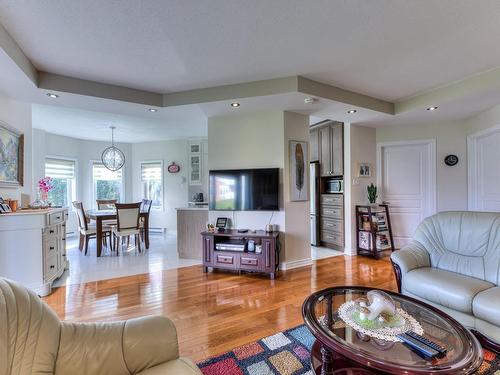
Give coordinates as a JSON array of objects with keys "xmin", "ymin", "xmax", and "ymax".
[{"xmin": 326, "ymin": 300, "xmax": 424, "ymax": 342}]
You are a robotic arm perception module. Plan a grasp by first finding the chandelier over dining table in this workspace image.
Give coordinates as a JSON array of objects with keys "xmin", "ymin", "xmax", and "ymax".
[{"xmin": 101, "ymin": 126, "xmax": 125, "ymax": 171}]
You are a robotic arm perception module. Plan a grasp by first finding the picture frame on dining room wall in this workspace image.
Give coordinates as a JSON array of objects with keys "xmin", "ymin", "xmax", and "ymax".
[{"xmin": 0, "ymin": 121, "xmax": 24, "ymax": 187}]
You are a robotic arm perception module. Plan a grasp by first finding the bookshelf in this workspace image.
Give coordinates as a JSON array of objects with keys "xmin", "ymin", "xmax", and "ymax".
[{"xmin": 355, "ymin": 204, "xmax": 395, "ymax": 258}]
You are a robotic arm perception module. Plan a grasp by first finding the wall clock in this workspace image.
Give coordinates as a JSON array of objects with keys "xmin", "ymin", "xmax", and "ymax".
[
  {"xmin": 167, "ymin": 162, "xmax": 180, "ymax": 173},
  {"xmin": 444, "ymin": 155, "xmax": 459, "ymax": 166}
]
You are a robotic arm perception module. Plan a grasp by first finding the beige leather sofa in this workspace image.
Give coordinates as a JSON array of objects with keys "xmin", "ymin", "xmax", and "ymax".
[
  {"xmin": 391, "ymin": 211, "xmax": 500, "ymax": 344},
  {"xmin": 0, "ymin": 278, "xmax": 202, "ymax": 375}
]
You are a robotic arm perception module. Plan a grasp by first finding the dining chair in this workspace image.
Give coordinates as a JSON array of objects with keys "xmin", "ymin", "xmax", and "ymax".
[
  {"xmin": 113, "ymin": 202, "xmax": 142, "ymax": 254},
  {"xmin": 72, "ymin": 201, "xmax": 113, "ymax": 255},
  {"xmin": 140, "ymin": 199, "xmax": 152, "ymax": 243},
  {"xmin": 96, "ymin": 199, "xmax": 118, "ymax": 227},
  {"xmin": 96, "ymin": 199, "xmax": 117, "ymax": 210}
]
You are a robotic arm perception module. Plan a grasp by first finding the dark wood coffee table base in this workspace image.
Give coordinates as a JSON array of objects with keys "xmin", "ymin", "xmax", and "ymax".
[{"xmin": 311, "ymin": 340, "xmax": 375, "ymax": 375}]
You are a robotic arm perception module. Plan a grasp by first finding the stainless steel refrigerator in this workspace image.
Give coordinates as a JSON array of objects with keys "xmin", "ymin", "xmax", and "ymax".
[{"xmin": 310, "ymin": 162, "xmax": 320, "ymax": 246}]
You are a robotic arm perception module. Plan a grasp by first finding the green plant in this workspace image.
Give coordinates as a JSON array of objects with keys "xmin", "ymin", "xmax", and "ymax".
[{"xmin": 367, "ymin": 183, "xmax": 377, "ymax": 204}]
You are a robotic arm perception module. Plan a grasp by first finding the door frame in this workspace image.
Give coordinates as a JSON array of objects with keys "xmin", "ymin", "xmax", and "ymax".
[
  {"xmin": 376, "ymin": 139, "xmax": 437, "ymax": 216},
  {"xmin": 467, "ymin": 124, "xmax": 500, "ymax": 210}
]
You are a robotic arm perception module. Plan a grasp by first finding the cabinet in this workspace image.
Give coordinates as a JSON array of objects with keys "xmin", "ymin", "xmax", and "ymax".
[
  {"xmin": 310, "ymin": 128, "xmax": 319, "ymax": 162},
  {"xmin": 188, "ymin": 139, "xmax": 208, "ymax": 186},
  {"xmin": 201, "ymin": 230, "xmax": 279, "ymax": 279},
  {"xmin": 320, "ymin": 194, "xmax": 344, "ymax": 249},
  {"xmin": 315, "ymin": 122, "xmax": 344, "ymax": 177},
  {"xmin": 0, "ymin": 208, "xmax": 68, "ymax": 296}
]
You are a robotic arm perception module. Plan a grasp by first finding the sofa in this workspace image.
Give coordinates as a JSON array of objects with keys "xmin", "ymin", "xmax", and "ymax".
[
  {"xmin": 391, "ymin": 211, "xmax": 500, "ymax": 345},
  {"xmin": 0, "ymin": 278, "xmax": 202, "ymax": 375}
]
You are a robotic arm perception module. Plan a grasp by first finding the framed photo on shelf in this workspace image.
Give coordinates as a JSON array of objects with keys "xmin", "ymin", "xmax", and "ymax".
[{"xmin": 357, "ymin": 163, "xmax": 371, "ymax": 177}]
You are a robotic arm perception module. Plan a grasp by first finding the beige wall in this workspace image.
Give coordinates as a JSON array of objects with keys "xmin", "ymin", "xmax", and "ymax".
[
  {"xmin": 347, "ymin": 125, "xmax": 377, "ymax": 251},
  {"xmin": 0, "ymin": 96, "xmax": 32, "ymax": 203},
  {"xmin": 376, "ymin": 120, "xmax": 468, "ymax": 212},
  {"xmin": 207, "ymin": 111, "xmax": 286, "ymax": 232},
  {"xmin": 207, "ymin": 110, "xmax": 311, "ymax": 266},
  {"xmin": 376, "ymin": 103, "xmax": 500, "ymax": 212},
  {"xmin": 283, "ymin": 111, "xmax": 310, "ymax": 264}
]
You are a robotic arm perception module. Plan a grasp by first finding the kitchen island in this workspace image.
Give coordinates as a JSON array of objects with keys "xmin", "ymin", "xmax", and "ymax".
[{"xmin": 176, "ymin": 207, "xmax": 208, "ymax": 259}]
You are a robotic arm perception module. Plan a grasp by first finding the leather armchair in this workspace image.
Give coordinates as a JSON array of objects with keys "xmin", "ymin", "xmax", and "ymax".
[
  {"xmin": 0, "ymin": 278, "xmax": 201, "ymax": 375},
  {"xmin": 391, "ymin": 211, "xmax": 500, "ymax": 345}
]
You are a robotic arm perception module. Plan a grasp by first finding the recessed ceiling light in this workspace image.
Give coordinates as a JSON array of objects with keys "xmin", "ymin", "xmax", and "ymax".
[
  {"xmin": 427, "ymin": 106, "xmax": 438, "ymax": 111},
  {"xmin": 46, "ymin": 93, "xmax": 59, "ymax": 98},
  {"xmin": 231, "ymin": 102, "xmax": 240, "ymax": 108},
  {"xmin": 148, "ymin": 108, "xmax": 158, "ymax": 113},
  {"xmin": 347, "ymin": 109, "xmax": 357, "ymax": 114},
  {"xmin": 304, "ymin": 97, "xmax": 317, "ymax": 104}
]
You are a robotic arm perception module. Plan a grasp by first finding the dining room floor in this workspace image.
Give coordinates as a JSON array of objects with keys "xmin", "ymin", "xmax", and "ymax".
[{"xmin": 53, "ymin": 231, "xmax": 202, "ymax": 287}]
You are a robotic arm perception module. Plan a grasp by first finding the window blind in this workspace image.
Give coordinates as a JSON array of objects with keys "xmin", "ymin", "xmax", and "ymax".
[
  {"xmin": 141, "ymin": 162, "xmax": 162, "ymax": 181},
  {"xmin": 93, "ymin": 163, "xmax": 122, "ymax": 181},
  {"xmin": 45, "ymin": 158, "xmax": 75, "ymax": 179}
]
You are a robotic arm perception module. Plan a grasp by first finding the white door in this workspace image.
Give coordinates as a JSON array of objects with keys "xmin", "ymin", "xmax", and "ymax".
[
  {"xmin": 468, "ymin": 125, "xmax": 500, "ymax": 211},
  {"xmin": 377, "ymin": 140, "xmax": 436, "ymax": 248}
]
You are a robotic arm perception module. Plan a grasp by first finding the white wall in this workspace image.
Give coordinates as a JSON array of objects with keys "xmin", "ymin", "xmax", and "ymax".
[
  {"xmin": 131, "ymin": 140, "xmax": 189, "ymax": 230},
  {"xmin": 0, "ymin": 96, "xmax": 32, "ymax": 203},
  {"xmin": 32, "ymin": 130, "xmax": 191, "ymax": 231},
  {"xmin": 32, "ymin": 129, "xmax": 133, "ymax": 210}
]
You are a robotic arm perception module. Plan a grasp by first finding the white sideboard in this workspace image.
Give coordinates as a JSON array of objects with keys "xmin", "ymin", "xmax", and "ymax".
[{"xmin": 0, "ymin": 208, "xmax": 68, "ymax": 296}]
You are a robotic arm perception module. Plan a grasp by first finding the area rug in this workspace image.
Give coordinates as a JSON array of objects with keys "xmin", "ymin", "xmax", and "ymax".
[{"xmin": 197, "ymin": 324, "xmax": 500, "ymax": 375}]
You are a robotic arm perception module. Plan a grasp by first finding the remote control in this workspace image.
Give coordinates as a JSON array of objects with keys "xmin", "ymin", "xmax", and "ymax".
[
  {"xmin": 396, "ymin": 333, "xmax": 440, "ymax": 359},
  {"xmin": 406, "ymin": 331, "xmax": 447, "ymax": 357}
]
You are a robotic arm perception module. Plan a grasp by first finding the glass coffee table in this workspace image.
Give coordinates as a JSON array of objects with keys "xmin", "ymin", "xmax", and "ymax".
[{"xmin": 302, "ymin": 286, "xmax": 483, "ymax": 374}]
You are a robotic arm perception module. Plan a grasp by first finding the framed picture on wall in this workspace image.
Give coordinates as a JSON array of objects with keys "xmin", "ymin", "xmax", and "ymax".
[
  {"xmin": 0, "ymin": 121, "xmax": 24, "ymax": 187},
  {"xmin": 289, "ymin": 140, "xmax": 308, "ymax": 201},
  {"xmin": 357, "ymin": 163, "xmax": 371, "ymax": 177}
]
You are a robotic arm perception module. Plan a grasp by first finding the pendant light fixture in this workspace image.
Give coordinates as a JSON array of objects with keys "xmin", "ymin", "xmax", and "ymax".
[{"xmin": 101, "ymin": 126, "xmax": 125, "ymax": 171}]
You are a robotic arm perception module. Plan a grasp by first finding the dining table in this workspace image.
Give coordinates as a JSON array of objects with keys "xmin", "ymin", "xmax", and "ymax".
[{"xmin": 86, "ymin": 209, "xmax": 150, "ymax": 257}]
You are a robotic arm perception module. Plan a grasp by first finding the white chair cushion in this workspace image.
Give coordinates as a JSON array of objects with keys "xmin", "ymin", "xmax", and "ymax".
[
  {"xmin": 112, "ymin": 227, "xmax": 140, "ymax": 237},
  {"xmin": 79, "ymin": 224, "xmax": 112, "ymax": 235}
]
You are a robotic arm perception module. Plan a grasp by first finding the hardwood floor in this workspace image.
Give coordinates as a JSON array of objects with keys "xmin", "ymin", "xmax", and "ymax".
[{"xmin": 43, "ymin": 255, "xmax": 397, "ymax": 362}]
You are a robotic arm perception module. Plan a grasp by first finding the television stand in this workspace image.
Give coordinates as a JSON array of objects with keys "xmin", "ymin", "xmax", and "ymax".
[{"xmin": 201, "ymin": 230, "xmax": 280, "ymax": 279}]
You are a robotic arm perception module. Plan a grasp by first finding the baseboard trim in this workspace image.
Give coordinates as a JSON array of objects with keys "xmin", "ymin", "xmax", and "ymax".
[{"xmin": 279, "ymin": 258, "xmax": 313, "ymax": 271}]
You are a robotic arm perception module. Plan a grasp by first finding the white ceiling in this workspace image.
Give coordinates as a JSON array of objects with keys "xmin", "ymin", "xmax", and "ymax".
[
  {"xmin": 1, "ymin": 1, "xmax": 500, "ymax": 140},
  {"xmin": 1, "ymin": 0, "xmax": 500, "ymax": 101},
  {"xmin": 32, "ymin": 104, "xmax": 208, "ymax": 143}
]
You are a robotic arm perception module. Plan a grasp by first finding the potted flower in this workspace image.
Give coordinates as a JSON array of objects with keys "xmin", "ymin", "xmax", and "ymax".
[{"xmin": 38, "ymin": 177, "xmax": 54, "ymax": 203}]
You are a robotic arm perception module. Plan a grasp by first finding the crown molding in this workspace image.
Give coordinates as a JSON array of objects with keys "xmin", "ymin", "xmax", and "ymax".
[
  {"xmin": 38, "ymin": 72, "xmax": 163, "ymax": 106},
  {"xmin": 297, "ymin": 76, "xmax": 395, "ymax": 115},
  {"xmin": 0, "ymin": 23, "xmax": 37, "ymax": 85}
]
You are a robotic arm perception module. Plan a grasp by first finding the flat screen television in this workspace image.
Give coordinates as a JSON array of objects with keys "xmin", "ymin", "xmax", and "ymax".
[{"xmin": 209, "ymin": 168, "xmax": 279, "ymax": 211}]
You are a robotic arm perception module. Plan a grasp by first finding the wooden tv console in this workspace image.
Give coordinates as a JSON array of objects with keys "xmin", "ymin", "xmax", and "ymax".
[{"xmin": 201, "ymin": 230, "xmax": 280, "ymax": 279}]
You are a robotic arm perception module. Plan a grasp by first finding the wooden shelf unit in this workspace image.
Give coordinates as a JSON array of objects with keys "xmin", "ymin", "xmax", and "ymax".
[
  {"xmin": 355, "ymin": 204, "xmax": 395, "ymax": 258},
  {"xmin": 201, "ymin": 230, "xmax": 280, "ymax": 279}
]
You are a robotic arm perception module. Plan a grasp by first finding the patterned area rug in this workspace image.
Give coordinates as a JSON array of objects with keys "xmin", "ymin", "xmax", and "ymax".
[{"xmin": 197, "ymin": 324, "xmax": 500, "ymax": 375}]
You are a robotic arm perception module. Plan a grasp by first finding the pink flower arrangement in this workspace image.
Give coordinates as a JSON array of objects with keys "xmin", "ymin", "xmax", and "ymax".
[{"xmin": 38, "ymin": 177, "xmax": 54, "ymax": 193}]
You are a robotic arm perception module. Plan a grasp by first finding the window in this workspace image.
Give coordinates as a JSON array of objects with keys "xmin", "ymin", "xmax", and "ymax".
[
  {"xmin": 141, "ymin": 161, "xmax": 163, "ymax": 209},
  {"xmin": 45, "ymin": 158, "xmax": 76, "ymax": 207},
  {"xmin": 92, "ymin": 162, "xmax": 123, "ymax": 206}
]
